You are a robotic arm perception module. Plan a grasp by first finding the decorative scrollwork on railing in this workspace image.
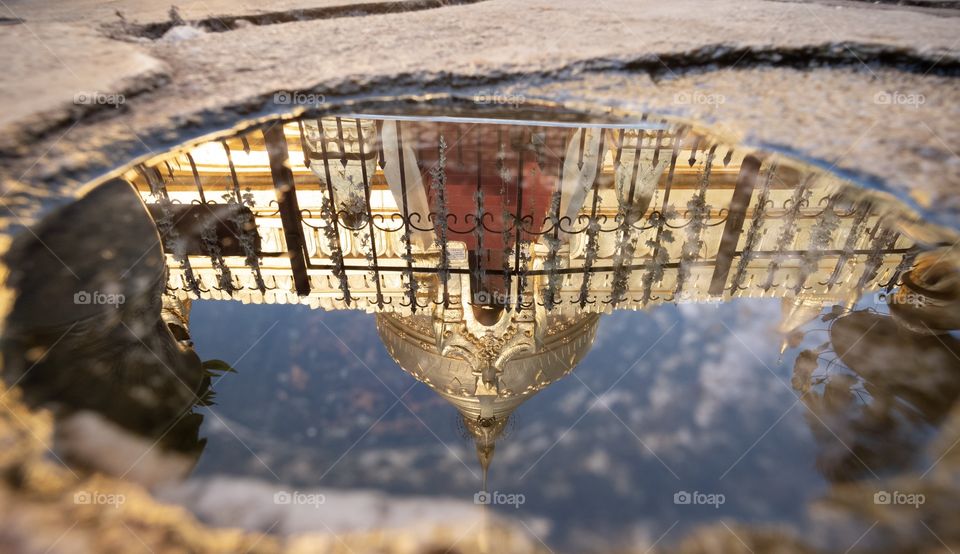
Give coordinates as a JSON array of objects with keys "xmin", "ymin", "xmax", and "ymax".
[
  {"xmin": 760, "ymin": 174, "xmax": 815, "ymax": 292},
  {"xmin": 138, "ymin": 116, "xmax": 923, "ymax": 320},
  {"xmin": 226, "ymin": 192, "xmax": 266, "ymax": 294},
  {"xmin": 675, "ymin": 145, "xmax": 716, "ymax": 298},
  {"xmin": 319, "ymin": 195, "xmax": 352, "ymax": 304},
  {"xmin": 880, "ymin": 250, "xmax": 916, "ymax": 292},
  {"xmin": 796, "ymin": 193, "xmax": 842, "ymax": 294},
  {"xmin": 153, "ymin": 195, "xmax": 202, "ymax": 297},
  {"xmin": 819, "ymin": 199, "xmax": 872, "ymax": 289},
  {"xmin": 731, "ymin": 161, "xmax": 778, "ymax": 294},
  {"xmin": 298, "ymin": 207, "xmax": 684, "ymax": 240},
  {"xmin": 578, "ymin": 216, "xmax": 601, "ymax": 308},
  {"xmin": 541, "ymin": 190, "xmax": 564, "ymax": 310},
  {"xmin": 199, "ymin": 216, "xmax": 233, "ymax": 293}
]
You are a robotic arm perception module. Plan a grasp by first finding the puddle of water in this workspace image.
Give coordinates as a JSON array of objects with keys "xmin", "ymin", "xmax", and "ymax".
[{"xmin": 3, "ymin": 111, "xmax": 960, "ymax": 553}]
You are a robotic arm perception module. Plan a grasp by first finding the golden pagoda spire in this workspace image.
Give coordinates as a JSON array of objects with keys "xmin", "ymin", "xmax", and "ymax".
[{"xmin": 461, "ymin": 412, "xmax": 510, "ymax": 491}]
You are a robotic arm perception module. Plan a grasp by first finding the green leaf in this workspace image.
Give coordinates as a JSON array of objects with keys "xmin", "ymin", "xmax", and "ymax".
[{"xmin": 201, "ymin": 359, "xmax": 237, "ymax": 374}]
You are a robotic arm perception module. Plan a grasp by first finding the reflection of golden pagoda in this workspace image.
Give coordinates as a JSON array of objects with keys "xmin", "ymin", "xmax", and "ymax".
[
  {"xmin": 376, "ymin": 260, "xmax": 600, "ymax": 485},
  {"xmin": 125, "ymin": 114, "xmax": 934, "ymax": 484}
]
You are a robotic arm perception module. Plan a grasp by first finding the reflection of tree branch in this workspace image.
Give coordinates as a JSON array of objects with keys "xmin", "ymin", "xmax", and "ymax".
[{"xmin": 790, "ymin": 309, "xmax": 960, "ymax": 483}]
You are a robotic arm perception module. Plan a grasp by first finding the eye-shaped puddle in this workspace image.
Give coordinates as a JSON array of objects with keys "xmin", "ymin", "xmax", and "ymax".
[{"xmin": 3, "ymin": 108, "xmax": 959, "ymax": 553}]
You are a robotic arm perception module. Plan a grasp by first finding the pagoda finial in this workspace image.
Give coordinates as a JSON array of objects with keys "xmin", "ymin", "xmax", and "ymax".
[
  {"xmin": 477, "ymin": 441, "xmax": 494, "ymax": 492},
  {"xmin": 462, "ymin": 413, "xmax": 509, "ymax": 490}
]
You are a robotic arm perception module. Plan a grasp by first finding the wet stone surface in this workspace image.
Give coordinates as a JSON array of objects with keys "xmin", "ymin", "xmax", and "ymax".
[{"xmin": 2, "ymin": 111, "xmax": 959, "ymax": 553}]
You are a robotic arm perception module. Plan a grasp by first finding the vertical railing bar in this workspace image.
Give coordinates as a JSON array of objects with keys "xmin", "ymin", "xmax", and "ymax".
[
  {"xmin": 356, "ymin": 120, "xmax": 384, "ymax": 308},
  {"xmin": 578, "ymin": 129, "xmax": 605, "ymax": 307},
  {"xmin": 513, "ymin": 134, "xmax": 525, "ymax": 312},
  {"xmin": 474, "ymin": 126, "xmax": 485, "ymax": 298},
  {"xmin": 553, "ymin": 130, "xmax": 568, "ymax": 230},
  {"xmin": 660, "ymin": 126, "xmax": 684, "ymax": 212},
  {"xmin": 297, "ymin": 120, "xmax": 312, "ymax": 169},
  {"xmin": 651, "ymin": 129, "xmax": 663, "ymax": 170},
  {"xmin": 439, "ymin": 130, "xmax": 450, "ymax": 309},
  {"xmin": 221, "ymin": 139, "xmax": 242, "ymax": 203},
  {"xmin": 376, "ymin": 120, "xmax": 387, "ymax": 170},
  {"xmin": 856, "ymin": 229, "xmax": 899, "ymax": 292},
  {"xmin": 827, "ymin": 201, "xmax": 872, "ymax": 289},
  {"xmin": 153, "ymin": 164, "xmax": 171, "ymax": 200},
  {"xmin": 318, "ymin": 118, "xmax": 352, "ymax": 305},
  {"xmin": 335, "ymin": 117, "xmax": 348, "ymax": 168},
  {"xmin": 264, "ymin": 123, "xmax": 310, "ymax": 296},
  {"xmin": 577, "ymin": 127, "xmax": 587, "ymax": 169},
  {"xmin": 186, "ymin": 152, "xmax": 207, "ymax": 203},
  {"xmin": 613, "ymin": 128, "xmax": 624, "ymax": 169},
  {"xmin": 137, "ymin": 163, "xmax": 168, "ymax": 201},
  {"xmin": 545, "ymin": 129, "xmax": 569, "ymax": 308},
  {"xmin": 498, "ymin": 127, "xmax": 510, "ymax": 294},
  {"xmin": 675, "ymin": 143, "xmax": 717, "ymax": 297},
  {"xmin": 883, "ymin": 249, "xmax": 917, "ymax": 292},
  {"xmin": 687, "ymin": 135, "xmax": 702, "ymax": 167},
  {"xmin": 396, "ymin": 121, "xmax": 417, "ymax": 312},
  {"xmin": 627, "ymin": 129, "xmax": 645, "ymax": 207},
  {"xmin": 730, "ymin": 160, "xmax": 778, "ymax": 295},
  {"xmin": 610, "ymin": 128, "xmax": 645, "ymax": 303},
  {"xmin": 708, "ymin": 154, "xmax": 761, "ymax": 295},
  {"xmin": 638, "ymin": 124, "xmax": 685, "ymax": 305}
]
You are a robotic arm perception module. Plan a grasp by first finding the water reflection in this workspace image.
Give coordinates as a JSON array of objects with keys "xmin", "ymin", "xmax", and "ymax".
[
  {"xmin": 1, "ymin": 180, "xmax": 214, "ymax": 486},
  {"xmin": 2, "ymin": 112, "xmax": 959, "ymax": 552},
  {"xmin": 797, "ymin": 299, "xmax": 960, "ymax": 482}
]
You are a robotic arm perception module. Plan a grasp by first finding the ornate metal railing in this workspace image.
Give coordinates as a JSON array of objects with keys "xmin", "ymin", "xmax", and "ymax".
[{"xmin": 132, "ymin": 115, "xmax": 916, "ymax": 313}]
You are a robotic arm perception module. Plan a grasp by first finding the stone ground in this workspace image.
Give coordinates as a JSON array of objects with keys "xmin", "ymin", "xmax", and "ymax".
[
  {"xmin": 4, "ymin": 0, "xmax": 451, "ymax": 25},
  {"xmin": 1, "ymin": 0, "xmax": 960, "ymax": 552},
  {"xmin": 1, "ymin": 0, "xmax": 959, "ymax": 229}
]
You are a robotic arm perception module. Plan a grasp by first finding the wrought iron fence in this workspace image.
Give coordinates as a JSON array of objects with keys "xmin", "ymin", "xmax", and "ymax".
[{"xmin": 131, "ymin": 116, "xmax": 916, "ymax": 312}]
